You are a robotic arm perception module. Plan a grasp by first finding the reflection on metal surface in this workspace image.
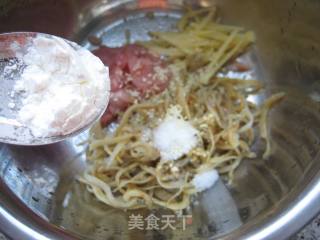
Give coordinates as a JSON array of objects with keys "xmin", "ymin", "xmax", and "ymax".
[
  {"xmin": 247, "ymin": 179, "xmax": 320, "ymax": 240},
  {"xmin": 1, "ymin": 0, "xmax": 320, "ymax": 239},
  {"xmin": 0, "ymin": 207, "xmax": 50, "ymax": 240}
]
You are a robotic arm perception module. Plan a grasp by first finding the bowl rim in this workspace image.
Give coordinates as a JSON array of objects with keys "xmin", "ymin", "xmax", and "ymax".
[{"xmin": 1, "ymin": 169, "xmax": 320, "ymax": 240}]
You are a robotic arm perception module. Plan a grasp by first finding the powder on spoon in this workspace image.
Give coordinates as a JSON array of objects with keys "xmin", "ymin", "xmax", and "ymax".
[{"xmin": 14, "ymin": 35, "xmax": 110, "ymax": 137}]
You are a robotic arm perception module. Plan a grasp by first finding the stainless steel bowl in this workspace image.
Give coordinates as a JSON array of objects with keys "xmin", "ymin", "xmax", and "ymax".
[{"xmin": 1, "ymin": 0, "xmax": 320, "ymax": 239}]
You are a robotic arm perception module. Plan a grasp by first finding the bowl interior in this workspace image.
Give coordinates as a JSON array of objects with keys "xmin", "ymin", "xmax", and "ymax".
[{"xmin": 1, "ymin": 0, "xmax": 320, "ymax": 239}]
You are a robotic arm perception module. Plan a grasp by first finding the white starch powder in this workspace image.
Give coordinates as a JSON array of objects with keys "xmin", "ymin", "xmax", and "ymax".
[{"xmin": 14, "ymin": 35, "xmax": 110, "ymax": 137}]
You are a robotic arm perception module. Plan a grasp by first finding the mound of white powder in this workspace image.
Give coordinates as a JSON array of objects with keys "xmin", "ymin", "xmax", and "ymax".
[{"xmin": 14, "ymin": 35, "xmax": 110, "ymax": 138}]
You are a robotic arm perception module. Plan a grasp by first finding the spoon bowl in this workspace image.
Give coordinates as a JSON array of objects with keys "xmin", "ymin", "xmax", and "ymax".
[{"xmin": 0, "ymin": 32, "xmax": 110, "ymax": 145}]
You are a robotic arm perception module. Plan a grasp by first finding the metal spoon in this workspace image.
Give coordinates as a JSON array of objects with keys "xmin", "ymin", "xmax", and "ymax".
[{"xmin": 0, "ymin": 32, "xmax": 110, "ymax": 145}]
